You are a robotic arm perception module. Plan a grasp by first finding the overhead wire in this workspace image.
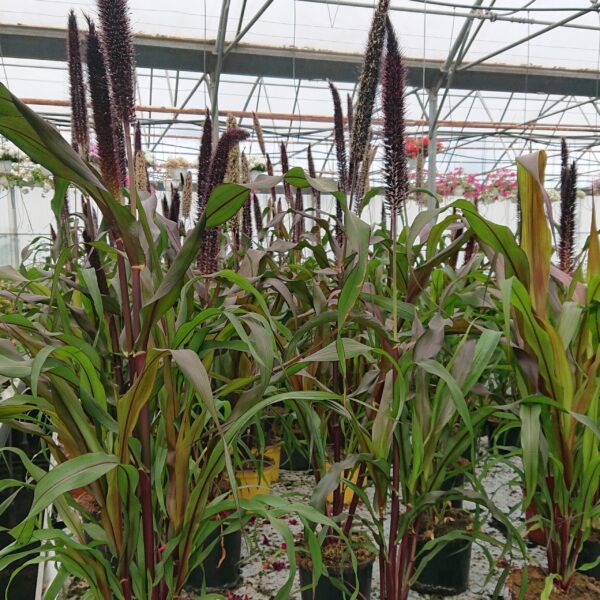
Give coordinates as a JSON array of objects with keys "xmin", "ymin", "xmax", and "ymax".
[{"xmin": 407, "ymin": 0, "xmax": 594, "ymax": 12}]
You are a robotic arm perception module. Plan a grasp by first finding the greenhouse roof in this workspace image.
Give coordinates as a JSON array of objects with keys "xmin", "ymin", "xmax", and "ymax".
[{"xmin": 2, "ymin": 0, "xmax": 600, "ymax": 185}]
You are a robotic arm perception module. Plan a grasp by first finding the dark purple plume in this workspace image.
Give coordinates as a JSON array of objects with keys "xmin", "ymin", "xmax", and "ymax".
[
  {"xmin": 197, "ymin": 225, "xmax": 220, "ymax": 275},
  {"xmin": 161, "ymin": 193, "xmax": 170, "ymax": 218},
  {"xmin": 253, "ymin": 193, "xmax": 263, "ymax": 234},
  {"xmin": 293, "ymin": 187, "xmax": 305, "ymax": 243},
  {"xmin": 347, "ymin": 94, "xmax": 354, "ymax": 143},
  {"xmin": 280, "ymin": 142, "xmax": 293, "ymax": 207},
  {"xmin": 242, "ymin": 193, "xmax": 253, "ymax": 244},
  {"xmin": 206, "ymin": 128, "xmax": 249, "ymax": 198},
  {"xmin": 307, "ymin": 144, "xmax": 321, "ymax": 217},
  {"xmin": 266, "ymin": 153, "xmax": 277, "ymax": 210},
  {"xmin": 559, "ymin": 141, "xmax": 577, "ymax": 273},
  {"xmin": 97, "ymin": 0, "xmax": 136, "ymax": 125},
  {"xmin": 67, "ymin": 11, "xmax": 89, "ymax": 158},
  {"xmin": 197, "ymin": 111, "xmax": 213, "ymax": 219},
  {"xmin": 135, "ymin": 121, "xmax": 142, "ymax": 154},
  {"xmin": 381, "ymin": 19, "xmax": 408, "ymax": 219},
  {"xmin": 85, "ymin": 18, "xmax": 122, "ymax": 198},
  {"xmin": 328, "ymin": 81, "xmax": 348, "ymax": 193},
  {"xmin": 169, "ymin": 184, "xmax": 181, "ymax": 223},
  {"xmin": 114, "ymin": 120, "xmax": 128, "ymax": 186},
  {"xmin": 349, "ymin": 0, "xmax": 390, "ymax": 203},
  {"xmin": 197, "ymin": 126, "xmax": 248, "ymax": 274}
]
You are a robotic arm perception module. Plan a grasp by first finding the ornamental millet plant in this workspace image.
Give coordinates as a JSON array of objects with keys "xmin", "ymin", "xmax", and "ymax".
[
  {"xmin": 457, "ymin": 150, "xmax": 600, "ymax": 594},
  {"xmin": 511, "ymin": 152, "xmax": 599, "ymax": 593},
  {"xmin": 0, "ymin": 74, "xmax": 264, "ymax": 600}
]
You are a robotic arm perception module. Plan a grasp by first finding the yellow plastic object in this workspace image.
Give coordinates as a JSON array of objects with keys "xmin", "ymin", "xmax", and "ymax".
[
  {"xmin": 325, "ymin": 462, "xmax": 365, "ymax": 505},
  {"xmin": 264, "ymin": 445, "xmax": 281, "ymax": 483},
  {"xmin": 250, "ymin": 445, "xmax": 282, "ymax": 483},
  {"xmin": 234, "ymin": 467, "xmax": 271, "ymax": 500}
]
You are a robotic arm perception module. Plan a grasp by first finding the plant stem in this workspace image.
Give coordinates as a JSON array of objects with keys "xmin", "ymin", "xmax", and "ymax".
[
  {"xmin": 123, "ymin": 119, "xmax": 136, "ymax": 217},
  {"xmin": 133, "ymin": 351, "xmax": 156, "ymax": 596},
  {"xmin": 131, "ymin": 267, "xmax": 142, "ymax": 341},
  {"xmin": 391, "ymin": 211, "xmax": 398, "ymax": 340},
  {"xmin": 387, "ymin": 436, "xmax": 400, "ymax": 598},
  {"xmin": 115, "ymin": 239, "xmax": 134, "ymax": 356},
  {"xmin": 343, "ymin": 461, "xmax": 367, "ymax": 536}
]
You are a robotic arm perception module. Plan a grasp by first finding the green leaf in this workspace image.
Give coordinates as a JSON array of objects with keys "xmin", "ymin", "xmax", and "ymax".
[
  {"xmin": 372, "ymin": 370, "xmax": 398, "ymax": 459},
  {"xmin": 50, "ymin": 178, "xmax": 70, "ymax": 224},
  {"xmin": 453, "ymin": 199, "xmax": 529, "ymax": 286},
  {"xmin": 117, "ymin": 352, "xmax": 160, "ymax": 462},
  {"xmin": 520, "ymin": 404, "xmax": 541, "ymax": 507},
  {"xmin": 358, "ymin": 187, "xmax": 382, "ymax": 215},
  {"xmin": 541, "ymin": 573, "xmax": 559, "ymax": 600},
  {"xmin": 305, "ymin": 339, "xmax": 373, "ymax": 362},
  {"xmin": 27, "ymin": 453, "xmax": 119, "ymax": 519},
  {"xmin": 204, "ymin": 183, "xmax": 250, "ymax": 228},
  {"xmin": 30, "ymin": 345, "xmax": 55, "ymax": 398},
  {"xmin": 417, "ymin": 359, "xmax": 473, "ymax": 437},
  {"xmin": 310, "ymin": 455, "xmax": 360, "ymax": 513},
  {"xmin": 517, "ymin": 152, "xmax": 552, "ymax": 316},
  {"xmin": 338, "ymin": 210, "xmax": 370, "ymax": 329},
  {"xmin": 0, "ymin": 82, "xmax": 144, "ymax": 266},
  {"xmin": 460, "ymin": 329, "xmax": 501, "ymax": 394}
]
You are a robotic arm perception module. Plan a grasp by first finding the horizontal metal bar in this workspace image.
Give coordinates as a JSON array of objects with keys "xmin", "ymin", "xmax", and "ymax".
[
  {"xmin": 3, "ymin": 25, "xmax": 600, "ymax": 96},
  {"xmin": 22, "ymin": 97, "xmax": 600, "ymax": 133}
]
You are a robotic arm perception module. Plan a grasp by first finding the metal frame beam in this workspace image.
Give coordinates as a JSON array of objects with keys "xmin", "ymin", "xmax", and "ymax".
[
  {"xmin": 298, "ymin": 0, "xmax": 600, "ymax": 33},
  {"xmin": 3, "ymin": 25, "xmax": 600, "ymax": 97},
  {"xmin": 458, "ymin": 6, "xmax": 598, "ymax": 72},
  {"xmin": 210, "ymin": 0, "xmax": 232, "ymax": 144}
]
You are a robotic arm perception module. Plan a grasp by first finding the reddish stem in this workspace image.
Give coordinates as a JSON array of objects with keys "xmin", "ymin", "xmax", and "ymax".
[
  {"xmin": 131, "ymin": 267, "xmax": 142, "ymax": 342},
  {"xmin": 387, "ymin": 437, "xmax": 400, "ymax": 594},
  {"xmin": 139, "ymin": 469, "xmax": 156, "ymax": 592},
  {"xmin": 115, "ymin": 239, "xmax": 134, "ymax": 355},
  {"xmin": 343, "ymin": 461, "xmax": 367, "ymax": 536},
  {"xmin": 133, "ymin": 351, "xmax": 155, "ymax": 595}
]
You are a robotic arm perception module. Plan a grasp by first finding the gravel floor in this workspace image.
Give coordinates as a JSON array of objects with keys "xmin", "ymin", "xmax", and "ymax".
[
  {"xmin": 185, "ymin": 453, "xmax": 546, "ymax": 599},
  {"xmin": 64, "ymin": 446, "xmax": 548, "ymax": 599}
]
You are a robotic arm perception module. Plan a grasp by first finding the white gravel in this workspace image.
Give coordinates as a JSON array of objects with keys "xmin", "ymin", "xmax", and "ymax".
[
  {"xmin": 64, "ymin": 443, "xmax": 548, "ymax": 599},
  {"xmin": 214, "ymin": 450, "xmax": 547, "ymax": 600}
]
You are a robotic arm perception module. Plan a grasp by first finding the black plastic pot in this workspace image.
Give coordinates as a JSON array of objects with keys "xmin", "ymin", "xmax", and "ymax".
[
  {"xmin": 0, "ymin": 430, "xmax": 45, "ymax": 600},
  {"xmin": 442, "ymin": 471, "xmax": 465, "ymax": 509},
  {"xmin": 282, "ymin": 441, "xmax": 310, "ymax": 471},
  {"xmin": 486, "ymin": 419, "xmax": 520, "ymax": 454},
  {"xmin": 577, "ymin": 536, "xmax": 600, "ymax": 581},
  {"xmin": 412, "ymin": 536, "xmax": 472, "ymax": 596},
  {"xmin": 187, "ymin": 528, "xmax": 242, "ymax": 590},
  {"xmin": 299, "ymin": 558, "xmax": 374, "ymax": 600}
]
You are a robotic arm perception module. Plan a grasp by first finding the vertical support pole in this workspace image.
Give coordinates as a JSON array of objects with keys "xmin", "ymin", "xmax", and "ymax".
[
  {"xmin": 8, "ymin": 186, "xmax": 19, "ymax": 267},
  {"xmin": 427, "ymin": 89, "xmax": 438, "ymax": 205},
  {"xmin": 212, "ymin": 0, "xmax": 232, "ymax": 146}
]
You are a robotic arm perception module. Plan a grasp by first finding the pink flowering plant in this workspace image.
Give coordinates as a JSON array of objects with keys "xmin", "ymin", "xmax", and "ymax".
[
  {"xmin": 481, "ymin": 168, "xmax": 517, "ymax": 202},
  {"xmin": 418, "ymin": 167, "xmax": 518, "ymax": 204}
]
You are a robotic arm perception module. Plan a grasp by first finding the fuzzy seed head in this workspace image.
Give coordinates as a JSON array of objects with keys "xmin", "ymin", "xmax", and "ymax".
[
  {"xmin": 382, "ymin": 19, "xmax": 408, "ymax": 218},
  {"xmin": 85, "ymin": 18, "xmax": 122, "ymax": 200},
  {"xmin": 67, "ymin": 11, "xmax": 89, "ymax": 158},
  {"xmin": 253, "ymin": 112, "xmax": 267, "ymax": 157},
  {"xmin": 181, "ymin": 171, "xmax": 193, "ymax": 219},
  {"xmin": 350, "ymin": 0, "xmax": 390, "ymax": 199},
  {"xmin": 134, "ymin": 150, "xmax": 148, "ymax": 192},
  {"xmin": 97, "ymin": 0, "xmax": 136, "ymax": 124}
]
